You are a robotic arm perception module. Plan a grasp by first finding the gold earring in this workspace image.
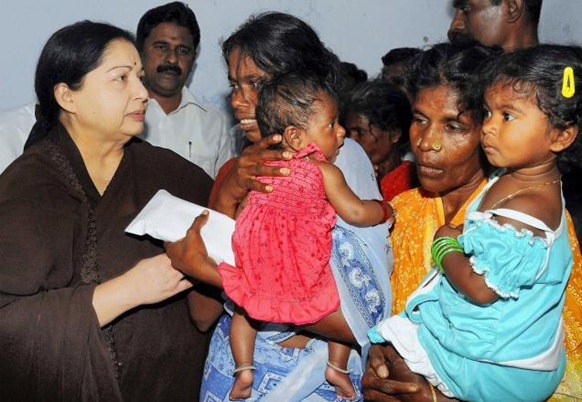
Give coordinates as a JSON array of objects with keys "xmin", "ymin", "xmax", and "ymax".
[{"xmin": 432, "ymin": 141, "xmax": 442, "ymax": 151}]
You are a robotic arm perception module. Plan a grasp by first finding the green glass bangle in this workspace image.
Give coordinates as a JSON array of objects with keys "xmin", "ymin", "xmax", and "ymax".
[
  {"xmin": 432, "ymin": 241, "xmax": 461, "ymax": 257},
  {"xmin": 431, "ymin": 236, "xmax": 463, "ymax": 274},
  {"xmin": 432, "ymin": 238, "xmax": 463, "ymax": 265},
  {"xmin": 431, "ymin": 242, "xmax": 462, "ymax": 266},
  {"xmin": 433, "ymin": 243, "xmax": 463, "ymax": 273},
  {"xmin": 433, "ymin": 239, "xmax": 463, "ymax": 258}
]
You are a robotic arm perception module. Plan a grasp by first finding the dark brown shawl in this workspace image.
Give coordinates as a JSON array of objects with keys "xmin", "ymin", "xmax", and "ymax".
[{"xmin": 0, "ymin": 124, "xmax": 213, "ymax": 401}]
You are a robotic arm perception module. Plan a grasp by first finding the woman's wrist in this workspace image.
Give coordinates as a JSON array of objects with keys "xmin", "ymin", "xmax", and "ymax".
[
  {"xmin": 212, "ymin": 191, "xmax": 238, "ymax": 218},
  {"xmin": 372, "ymin": 199, "xmax": 396, "ymax": 227},
  {"xmin": 93, "ymin": 274, "xmax": 140, "ymax": 327}
]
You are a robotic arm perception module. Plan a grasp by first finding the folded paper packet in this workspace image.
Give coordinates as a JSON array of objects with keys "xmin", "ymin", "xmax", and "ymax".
[{"xmin": 125, "ymin": 189, "xmax": 235, "ymax": 265}]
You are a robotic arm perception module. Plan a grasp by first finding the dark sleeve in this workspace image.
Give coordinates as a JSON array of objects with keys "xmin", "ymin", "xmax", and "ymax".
[{"xmin": 0, "ymin": 158, "xmax": 122, "ymax": 401}]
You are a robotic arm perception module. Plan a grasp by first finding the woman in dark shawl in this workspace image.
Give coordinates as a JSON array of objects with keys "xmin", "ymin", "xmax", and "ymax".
[{"xmin": 0, "ymin": 21, "xmax": 213, "ymax": 401}]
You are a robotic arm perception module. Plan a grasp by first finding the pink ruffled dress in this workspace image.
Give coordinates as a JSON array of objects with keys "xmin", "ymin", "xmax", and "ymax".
[{"xmin": 218, "ymin": 143, "xmax": 340, "ymax": 325}]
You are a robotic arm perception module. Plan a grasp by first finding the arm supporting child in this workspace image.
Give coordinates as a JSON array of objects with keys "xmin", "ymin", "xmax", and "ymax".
[{"xmin": 432, "ymin": 223, "xmax": 497, "ymax": 305}]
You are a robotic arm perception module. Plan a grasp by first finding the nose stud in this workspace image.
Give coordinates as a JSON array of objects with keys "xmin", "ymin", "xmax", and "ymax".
[{"xmin": 431, "ymin": 141, "xmax": 442, "ymax": 151}]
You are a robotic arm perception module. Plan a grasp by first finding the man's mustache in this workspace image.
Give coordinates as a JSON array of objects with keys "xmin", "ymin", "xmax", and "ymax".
[
  {"xmin": 447, "ymin": 30, "xmax": 480, "ymax": 47},
  {"xmin": 157, "ymin": 63, "xmax": 182, "ymax": 75}
]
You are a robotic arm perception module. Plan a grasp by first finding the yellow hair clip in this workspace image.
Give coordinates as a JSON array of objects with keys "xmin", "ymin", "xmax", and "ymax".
[{"xmin": 562, "ymin": 66, "xmax": 575, "ymax": 98}]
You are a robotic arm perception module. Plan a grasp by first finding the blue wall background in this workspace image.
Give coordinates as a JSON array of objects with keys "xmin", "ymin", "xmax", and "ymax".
[{"xmin": 0, "ymin": 0, "xmax": 579, "ymax": 114}]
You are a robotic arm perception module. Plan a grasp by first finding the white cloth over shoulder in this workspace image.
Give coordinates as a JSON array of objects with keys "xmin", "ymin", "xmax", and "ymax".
[
  {"xmin": 125, "ymin": 189, "xmax": 235, "ymax": 265},
  {"xmin": 0, "ymin": 102, "xmax": 36, "ymax": 174}
]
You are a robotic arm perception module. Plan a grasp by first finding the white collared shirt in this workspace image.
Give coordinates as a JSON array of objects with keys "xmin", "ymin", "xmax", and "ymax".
[
  {"xmin": 0, "ymin": 102, "xmax": 36, "ymax": 174},
  {"xmin": 141, "ymin": 87, "xmax": 234, "ymax": 178}
]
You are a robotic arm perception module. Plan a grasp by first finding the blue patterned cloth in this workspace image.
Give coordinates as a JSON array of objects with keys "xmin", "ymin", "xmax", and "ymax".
[{"xmin": 200, "ymin": 139, "xmax": 392, "ymax": 402}]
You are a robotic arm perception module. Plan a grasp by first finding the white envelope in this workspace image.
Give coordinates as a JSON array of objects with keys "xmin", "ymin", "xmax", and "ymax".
[{"xmin": 125, "ymin": 189, "xmax": 235, "ymax": 265}]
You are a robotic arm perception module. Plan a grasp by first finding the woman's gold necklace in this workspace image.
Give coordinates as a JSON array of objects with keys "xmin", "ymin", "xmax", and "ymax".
[{"xmin": 490, "ymin": 179, "xmax": 561, "ymax": 209}]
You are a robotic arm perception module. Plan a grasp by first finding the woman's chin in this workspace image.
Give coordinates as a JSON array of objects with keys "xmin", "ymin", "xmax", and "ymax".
[{"xmin": 418, "ymin": 176, "xmax": 447, "ymax": 194}]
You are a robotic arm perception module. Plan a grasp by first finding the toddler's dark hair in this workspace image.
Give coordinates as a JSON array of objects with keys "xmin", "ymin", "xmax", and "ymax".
[
  {"xmin": 482, "ymin": 44, "xmax": 582, "ymax": 173},
  {"xmin": 256, "ymin": 73, "xmax": 338, "ymax": 148}
]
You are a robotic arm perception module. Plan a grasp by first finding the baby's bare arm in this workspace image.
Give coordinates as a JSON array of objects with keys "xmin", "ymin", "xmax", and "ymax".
[{"xmin": 318, "ymin": 162, "xmax": 388, "ymax": 227}]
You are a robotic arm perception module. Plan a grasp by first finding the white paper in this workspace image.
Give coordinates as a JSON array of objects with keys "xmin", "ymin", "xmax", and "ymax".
[{"xmin": 125, "ymin": 189, "xmax": 235, "ymax": 265}]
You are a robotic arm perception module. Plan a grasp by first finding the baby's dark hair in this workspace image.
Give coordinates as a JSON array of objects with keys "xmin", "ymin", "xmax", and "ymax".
[
  {"xmin": 482, "ymin": 44, "xmax": 582, "ymax": 173},
  {"xmin": 256, "ymin": 73, "xmax": 338, "ymax": 144}
]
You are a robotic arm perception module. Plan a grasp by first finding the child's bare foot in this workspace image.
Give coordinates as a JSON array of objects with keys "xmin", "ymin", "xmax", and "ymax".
[
  {"xmin": 229, "ymin": 367, "xmax": 254, "ymax": 400},
  {"xmin": 326, "ymin": 361, "xmax": 356, "ymax": 400}
]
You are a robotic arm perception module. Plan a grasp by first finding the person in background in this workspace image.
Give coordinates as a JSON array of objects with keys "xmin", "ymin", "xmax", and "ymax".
[
  {"xmin": 337, "ymin": 61, "xmax": 368, "ymax": 124},
  {"xmin": 0, "ymin": 20, "xmax": 213, "ymax": 401},
  {"xmin": 448, "ymin": 0, "xmax": 541, "ymax": 51},
  {"xmin": 344, "ymin": 79, "xmax": 416, "ymax": 201},
  {"xmin": 380, "ymin": 47, "xmax": 423, "ymax": 101},
  {"xmin": 137, "ymin": 1, "xmax": 233, "ymax": 178},
  {"xmin": 339, "ymin": 61, "xmax": 368, "ymax": 90}
]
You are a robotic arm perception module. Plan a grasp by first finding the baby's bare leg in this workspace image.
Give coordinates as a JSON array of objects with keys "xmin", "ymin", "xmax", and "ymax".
[
  {"xmin": 326, "ymin": 340, "xmax": 356, "ymax": 400},
  {"xmin": 230, "ymin": 307, "xmax": 257, "ymax": 400}
]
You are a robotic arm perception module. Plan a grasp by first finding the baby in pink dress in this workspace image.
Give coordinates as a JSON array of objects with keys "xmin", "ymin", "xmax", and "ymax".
[{"xmin": 218, "ymin": 73, "xmax": 394, "ymax": 401}]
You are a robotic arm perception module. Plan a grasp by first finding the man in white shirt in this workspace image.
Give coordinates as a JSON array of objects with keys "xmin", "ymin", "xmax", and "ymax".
[
  {"xmin": 0, "ymin": 102, "xmax": 35, "ymax": 174},
  {"xmin": 136, "ymin": 2, "xmax": 234, "ymax": 178}
]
